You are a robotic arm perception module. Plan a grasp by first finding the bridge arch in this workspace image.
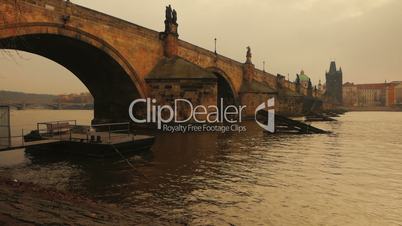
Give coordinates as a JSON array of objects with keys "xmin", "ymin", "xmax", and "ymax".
[
  {"xmin": 0, "ymin": 23, "xmax": 146, "ymax": 123},
  {"xmin": 206, "ymin": 67, "xmax": 239, "ymax": 106}
]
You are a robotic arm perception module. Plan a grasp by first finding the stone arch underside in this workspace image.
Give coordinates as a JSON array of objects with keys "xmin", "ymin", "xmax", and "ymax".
[
  {"xmin": 0, "ymin": 26, "xmax": 145, "ymax": 123},
  {"xmin": 207, "ymin": 67, "xmax": 238, "ymax": 107}
]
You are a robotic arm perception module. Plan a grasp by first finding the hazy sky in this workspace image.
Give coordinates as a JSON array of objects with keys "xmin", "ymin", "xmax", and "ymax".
[{"xmin": 0, "ymin": 0, "xmax": 401, "ymax": 94}]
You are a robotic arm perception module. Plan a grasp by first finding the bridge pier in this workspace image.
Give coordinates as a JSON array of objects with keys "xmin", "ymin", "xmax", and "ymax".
[{"xmin": 92, "ymin": 99, "xmax": 134, "ymax": 125}]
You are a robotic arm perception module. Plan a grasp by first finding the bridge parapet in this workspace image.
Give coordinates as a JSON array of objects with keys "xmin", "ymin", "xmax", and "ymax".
[{"xmin": 2, "ymin": 0, "xmax": 160, "ymax": 39}]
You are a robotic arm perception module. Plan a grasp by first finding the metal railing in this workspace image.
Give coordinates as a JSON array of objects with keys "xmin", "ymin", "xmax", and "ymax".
[
  {"xmin": 0, "ymin": 121, "xmax": 133, "ymax": 151},
  {"xmin": 0, "ymin": 129, "xmax": 26, "ymax": 150},
  {"xmin": 37, "ymin": 121, "xmax": 132, "ymax": 144},
  {"xmin": 90, "ymin": 122, "xmax": 131, "ymax": 144},
  {"xmin": 37, "ymin": 120, "xmax": 77, "ymax": 137}
]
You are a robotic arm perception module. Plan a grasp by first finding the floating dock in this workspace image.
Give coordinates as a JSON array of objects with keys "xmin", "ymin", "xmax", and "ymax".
[{"xmin": 0, "ymin": 121, "xmax": 155, "ymax": 158}]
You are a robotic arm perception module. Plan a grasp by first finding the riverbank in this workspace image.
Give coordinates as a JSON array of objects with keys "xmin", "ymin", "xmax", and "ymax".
[{"xmin": 0, "ymin": 177, "xmax": 166, "ymax": 225}]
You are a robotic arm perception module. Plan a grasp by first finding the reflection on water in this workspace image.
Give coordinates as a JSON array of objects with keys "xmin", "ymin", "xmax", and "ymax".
[{"xmin": 1, "ymin": 110, "xmax": 402, "ymax": 225}]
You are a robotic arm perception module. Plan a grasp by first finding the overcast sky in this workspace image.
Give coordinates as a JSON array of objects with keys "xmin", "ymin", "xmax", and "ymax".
[{"xmin": 0, "ymin": 0, "xmax": 401, "ymax": 94}]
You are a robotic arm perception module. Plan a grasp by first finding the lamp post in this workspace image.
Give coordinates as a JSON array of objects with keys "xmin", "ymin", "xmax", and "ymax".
[
  {"xmin": 214, "ymin": 38, "xmax": 217, "ymax": 54},
  {"xmin": 263, "ymin": 61, "xmax": 266, "ymax": 72}
]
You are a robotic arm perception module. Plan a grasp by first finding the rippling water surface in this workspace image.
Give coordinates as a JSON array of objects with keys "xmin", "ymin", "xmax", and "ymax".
[{"xmin": 1, "ymin": 110, "xmax": 402, "ymax": 225}]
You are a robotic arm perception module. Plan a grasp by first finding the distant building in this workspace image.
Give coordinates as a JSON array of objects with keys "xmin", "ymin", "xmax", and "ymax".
[
  {"xmin": 342, "ymin": 82, "xmax": 398, "ymax": 107},
  {"xmin": 357, "ymin": 83, "xmax": 388, "ymax": 106},
  {"xmin": 295, "ymin": 70, "xmax": 310, "ymax": 89},
  {"xmin": 392, "ymin": 81, "xmax": 402, "ymax": 105},
  {"xmin": 343, "ymin": 82, "xmax": 358, "ymax": 106},
  {"xmin": 325, "ymin": 61, "xmax": 343, "ymax": 105},
  {"xmin": 55, "ymin": 92, "xmax": 94, "ymax": 104}
]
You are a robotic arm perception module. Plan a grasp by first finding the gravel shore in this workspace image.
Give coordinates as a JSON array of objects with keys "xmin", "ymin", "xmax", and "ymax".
[{"xmin": 0, "ymin": 177, "xmax": 164, "ymax": 225}]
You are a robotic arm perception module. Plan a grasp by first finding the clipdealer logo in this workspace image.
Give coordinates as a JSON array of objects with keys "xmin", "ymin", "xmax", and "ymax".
[
  {"xmin": 255, "ymin": 98, "xmax": 275, "ymax": 133},
  {"xmin": 128, "ymin": 98, "xmax": 275, "ymax": 133}
]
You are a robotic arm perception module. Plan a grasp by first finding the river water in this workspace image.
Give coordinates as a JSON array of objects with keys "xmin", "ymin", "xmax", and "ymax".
[{"xmin": 0, "ymin": 110, "xmax": 402, "ymax": 225}]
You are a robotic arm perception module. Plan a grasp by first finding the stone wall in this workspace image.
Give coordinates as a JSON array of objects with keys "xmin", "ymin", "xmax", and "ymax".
[
  {"xmin": 239, "ymin": 93, "xmax": 276, "ymax": 117},
  {"xmin": 276, "ymin": 96, "xmax": 304, "ymax": 116},
  {"xmin": 177, "ymin": 40, "xmax": 244, "ymax": 96},
  {"xmin": 147, "ymin": 79, "xmax": 217, "ymax": 121}
]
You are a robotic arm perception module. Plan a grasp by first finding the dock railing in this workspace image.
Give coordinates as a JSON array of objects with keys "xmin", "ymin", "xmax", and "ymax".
[
  {"xmin": 37, "ymin": 121, "xmax": 132, "ymax": 144},
  {"xmin": 37, "ymin": 120, "xmax": 77, "ymax": 140},
  {"xmin": 1, "ymin": 120, "xmax": 132, "ymax": 151},
  {"xmin": 90, "ymin": 122, "xmax": 131, "ymax": 144}
]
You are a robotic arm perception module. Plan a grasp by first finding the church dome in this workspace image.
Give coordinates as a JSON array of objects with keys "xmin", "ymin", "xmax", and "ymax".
[{"xmin": 299, "ymin": 70, "xmax": 310, "ymax": 82}]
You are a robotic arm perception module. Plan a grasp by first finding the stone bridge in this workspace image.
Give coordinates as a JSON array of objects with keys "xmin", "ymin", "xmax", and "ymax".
[{"xmin": 0, "ymin": 0, "xmax": 317, "ymax": 123}]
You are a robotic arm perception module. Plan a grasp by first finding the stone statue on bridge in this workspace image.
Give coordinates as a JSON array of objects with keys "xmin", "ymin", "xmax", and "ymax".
[
  {"xmin": 172, "ymin": 9, "xmax": 177, "ymax": 24},
  {"xmin": 164, "ymin": 5, "xmax": 178, "ymax": 36},
  {"xmin": 246, "ymin": 46, "xmax": 252, "ymax": 64},
  {"xmin": 165, "ymin": 5, "xmax": 177, "ymax": 24},
  {"xmin": 295, "ymin": 74, "xmax": 300, "ymax": 84},
  {"xmin": 165, "ymin": 5, "xmax": 173, "ymax": 23}
]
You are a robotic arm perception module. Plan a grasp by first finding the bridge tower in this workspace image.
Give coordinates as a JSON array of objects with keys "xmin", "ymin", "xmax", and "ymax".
[{"xmin": 325, "ymin": 61, "xmax": 343, "ymax": 105}]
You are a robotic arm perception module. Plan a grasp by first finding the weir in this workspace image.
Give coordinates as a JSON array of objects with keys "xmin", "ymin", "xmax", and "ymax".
[{"xmin": 257, "ymin": 110, "xmax": 329, "ymax": 134}]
